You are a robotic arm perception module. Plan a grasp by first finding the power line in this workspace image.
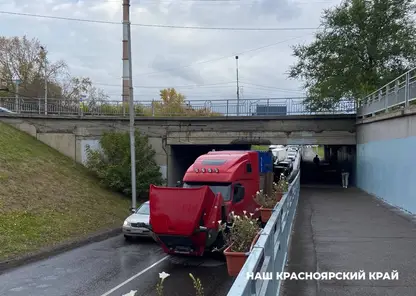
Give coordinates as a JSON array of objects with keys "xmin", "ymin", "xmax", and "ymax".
[
  {"xmin": 0, "ymin": 10, "xmax": 320, "ymax": 31},
  {"xmin": 94, "ymin": 80, "xmax": 304, "ymax": 93},
  {"xmin": 89, "ymin": 0, "xmax": 336, "ymax": 4},
  {"xmin": 131, "ymin": 34, "xmax": 314, "ymax": 77},
  {"xmin": 97, "ymin": 34, "xmax": 312, "ymax": 81},
  {"xmin": 240, "ymin": 82, "xmax": 303, "ymax": 91},
  {"xmin": 94, "ymin": 81, "xmax": 236, "ymax": 88}
]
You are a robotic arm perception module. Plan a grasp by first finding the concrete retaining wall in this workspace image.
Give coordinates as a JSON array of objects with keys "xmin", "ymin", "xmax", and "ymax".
[{"xmin": 356, "ymin": 110, "xmax": 416, "ymax": 214}]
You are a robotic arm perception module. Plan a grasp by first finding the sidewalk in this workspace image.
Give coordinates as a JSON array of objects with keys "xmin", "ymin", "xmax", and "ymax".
[{"xmin": 280, "ymin": 186, "xmax": 416, "ymax": 296}]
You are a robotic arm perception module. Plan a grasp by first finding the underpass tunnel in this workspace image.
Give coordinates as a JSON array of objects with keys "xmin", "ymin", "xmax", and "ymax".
[
  {"xmin": 167, "ymin": 144, "xmax": 251, "ymax": 186},
  {"xmin": 300, "ymin": 145, "xmax": 357, "ymax": 186}
]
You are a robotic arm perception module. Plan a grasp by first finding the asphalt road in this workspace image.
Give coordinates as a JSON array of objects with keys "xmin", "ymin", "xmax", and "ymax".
[
  {"xmin": 0, "ymin": 235, "xmax": 234, "ymax": 296},
  {"xmin": 280, "ymin": 186, "xmax": 416, "ymax": 296}
]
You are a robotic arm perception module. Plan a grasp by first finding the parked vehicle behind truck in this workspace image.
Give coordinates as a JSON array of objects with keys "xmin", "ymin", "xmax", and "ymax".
[
  {"xmin": 271, "ymin": 146, "xmax": 287, "ymax": 163},
  {"xmin": 149, "ymin": 150, "xmax": 266, "ymax": 256}
]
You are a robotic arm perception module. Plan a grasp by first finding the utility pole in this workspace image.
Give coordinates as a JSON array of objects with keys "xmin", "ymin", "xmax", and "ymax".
[
  {"xmin": 44, "ymin": 61, "xmax": 47, "ymax": 115},
  {"xmin": 235, "ymin": 55, "xmax": 240, "ymax": 116},
  {"xmin": 123, "ymin": 0, "xmax": 136, "ymax": 210},
  {"xmin": 40, "ymin": 46, "xmax": 48, "ymax": 115},
  {"xmin": 122, "ymin": 0, "xmax": 130, "ymax": 117}
]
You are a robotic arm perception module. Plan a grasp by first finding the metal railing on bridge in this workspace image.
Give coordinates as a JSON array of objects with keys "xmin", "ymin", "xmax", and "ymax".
[
  {"xmin": 0, "ymin": 97, "xmax": 355, "ymax": 117},
  {"xmin": 357, "ymin": 67, "xmax": 416, "ymax": 118},
  {"xmin": 227, "ymin": 169, "xmax": 300, "ymax": 296}
]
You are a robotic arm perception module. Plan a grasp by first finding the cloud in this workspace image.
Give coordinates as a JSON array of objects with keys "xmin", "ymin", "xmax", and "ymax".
[{"xmin": 0, "ymin": 0, "xmax": 342, "ymax": 104}]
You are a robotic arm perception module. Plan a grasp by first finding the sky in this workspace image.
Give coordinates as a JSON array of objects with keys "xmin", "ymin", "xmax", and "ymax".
[{"xmin": 0, "ymin": 0, "xmax": 342, "ymax": 108}]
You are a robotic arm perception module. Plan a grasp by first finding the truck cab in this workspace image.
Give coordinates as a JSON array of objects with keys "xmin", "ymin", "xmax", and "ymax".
[
  {"xmin": 182, "ymin": 150, "xmax": 260, "ymax": 218},
  {"xmin": 149, "ymin": 150, "xmax": 261, "ymax": 256}
]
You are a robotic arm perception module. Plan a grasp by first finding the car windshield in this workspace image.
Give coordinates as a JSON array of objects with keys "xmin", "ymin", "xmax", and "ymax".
[
  {"xmin": 136, "ymin": 203, "xmax": 149, "ymax": 215},
  {"xmin": 183, "ymin": 182, "xmax": 232, "ymax": 201}
]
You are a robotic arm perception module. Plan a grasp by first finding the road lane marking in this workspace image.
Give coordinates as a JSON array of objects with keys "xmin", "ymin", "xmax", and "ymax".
[{"xmin": 100, "ymin": 256, "xmax": 169, "ymax": 296}]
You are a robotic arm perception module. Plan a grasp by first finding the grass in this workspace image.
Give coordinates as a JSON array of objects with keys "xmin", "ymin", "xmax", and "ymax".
[{"xmin": 0, "ymin": 123, "xmax": 131, "ymax": 261}]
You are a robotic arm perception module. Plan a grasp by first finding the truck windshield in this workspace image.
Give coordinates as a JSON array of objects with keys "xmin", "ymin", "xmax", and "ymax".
[{"xmin": 183, "ymin": 182, "xmax": 232, "ymax": 201}]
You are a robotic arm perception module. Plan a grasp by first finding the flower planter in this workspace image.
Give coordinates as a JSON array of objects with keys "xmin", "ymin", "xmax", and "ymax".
[
  {"xmin": 257, "ymin": 192, "xmax": 284, "ymax": 223},
  {"xmin": 224, "ymin": 232, "xmax": 261, "ymax": 276},
  {"xmin": 259, "ymin": 207, "xmax": 273, "ymax": 222}
]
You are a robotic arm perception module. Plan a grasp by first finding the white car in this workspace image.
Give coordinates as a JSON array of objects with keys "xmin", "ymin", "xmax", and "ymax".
[
  {"xmin": 287, "ymin": 146, "xmax": 298, "ymax": 152},
  {"xmin": 287, "ymin": 151, "xmax": 297, "ymax": 160},
  {"xmin": 122, "ymin": 201, "xmax": 154, "ymax": 240}
]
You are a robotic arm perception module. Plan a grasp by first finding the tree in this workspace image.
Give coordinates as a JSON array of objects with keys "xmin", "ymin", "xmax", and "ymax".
[
  {"xmin": 152, "ymin": 88, "xmax": 187, "ymax": 115},
  {"xmin": 61, "ymin": 76, "xmax": 109, "ymax": 103},
  {"xmin": 0, "ymin": 36, "xmax": 67, "ymax": 98},
  {"xmin": 288, "ymin": 0, "xmax": 416, "ymax": 111},
  {"xmin": 85, "ymin": 130, "xmax": 163, "ymax": 197},
  {"xmin": 152, "ymin": 88, "xmax": 222, "ymax": 116},
  {"xmin": 60, "ymin": 76, "xmax": 110, "ymax": 113}
]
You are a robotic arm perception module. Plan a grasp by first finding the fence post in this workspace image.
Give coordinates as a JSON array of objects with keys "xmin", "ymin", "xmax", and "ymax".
[
  {"xmin": 395, "ymin": 79, "xmax": 399, "ymax": 105},
  {"xmin": 405, "ymin": 72, "xmax": 410, "ymax": 108},
  {"xmin": 384, "ymin": 85, "xmax": 389, "ymax": 113},
  {"xmin": 226, "ymin": 100, "xmax": 229, "ymax": 116},
  {"xmin": 38, "ymin": 98, "xmax": 41, "ymax": 114}
]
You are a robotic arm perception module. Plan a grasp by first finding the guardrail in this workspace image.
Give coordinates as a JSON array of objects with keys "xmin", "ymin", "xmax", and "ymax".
[
  {"xmin": 227, "ymin": 169, "xmax": 300, "ymax": 296},
  {"xmin": 357, "ymin": 67, "xmax": 416, "ymax": 117},
  {"xmin": 0, "ymin": 97, "xmax": 355, "ymax": 117}
]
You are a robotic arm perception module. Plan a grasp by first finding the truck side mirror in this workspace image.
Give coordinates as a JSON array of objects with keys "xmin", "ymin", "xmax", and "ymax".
[{"xmin": 233, "ymin": 184, "xmax": 245, "ymax": 203}]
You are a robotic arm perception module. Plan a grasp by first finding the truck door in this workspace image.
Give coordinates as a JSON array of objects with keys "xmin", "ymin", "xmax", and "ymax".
[{"xmin": 230, "ymin": 183, "xmax": 246, "ymax": 216}]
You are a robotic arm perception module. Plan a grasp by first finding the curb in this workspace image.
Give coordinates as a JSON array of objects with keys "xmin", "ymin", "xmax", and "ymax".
[{"xmin": 0, "ymin": 227, "xmax": 122, "ymax": 274}]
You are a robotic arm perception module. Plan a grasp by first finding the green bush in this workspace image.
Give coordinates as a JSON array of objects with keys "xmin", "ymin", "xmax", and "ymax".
[{"xmin": 85, "ymin": 130, "xmax": 163, "ymax": 197}]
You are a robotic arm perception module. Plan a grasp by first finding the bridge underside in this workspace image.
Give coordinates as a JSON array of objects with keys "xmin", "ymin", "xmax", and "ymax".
[{"xmin": 166, "ymin": 131, "xmax": 356, "ymax": 145}]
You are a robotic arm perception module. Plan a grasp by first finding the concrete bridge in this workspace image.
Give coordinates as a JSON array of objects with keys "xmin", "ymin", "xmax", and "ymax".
[{"xmin": 0, "ymin": 113, "xmax": 356, "ymax": 185}]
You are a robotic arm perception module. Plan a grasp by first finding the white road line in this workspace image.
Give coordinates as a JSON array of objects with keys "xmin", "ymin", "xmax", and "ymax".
[{"xmin": 100, "ymin": 256, "xmax": 169, "ymax": 296}]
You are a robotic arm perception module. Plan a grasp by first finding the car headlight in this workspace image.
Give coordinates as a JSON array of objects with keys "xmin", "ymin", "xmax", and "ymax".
[{"xmin": 123, "ymin": 220, "xmax": 130, "ymax": 226}]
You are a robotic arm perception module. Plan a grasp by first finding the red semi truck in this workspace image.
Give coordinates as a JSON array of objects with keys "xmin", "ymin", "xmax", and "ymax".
[{"xmin": 149, "ymin": 150, "xmax": 266, "ymax": 256}]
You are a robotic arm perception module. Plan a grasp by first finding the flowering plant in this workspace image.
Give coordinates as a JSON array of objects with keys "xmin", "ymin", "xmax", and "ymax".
[
  {"xmin": 218, "ymin": 211, "xmax": 261, "ymax": 253},
  {"xmin": 274, "ymin": 173, "xmax": 289, "ymax": 193},
  {"xmin": 156, "ymin": 272, "xmax": 204, "ymax": 296},
  {"xmin": 254, "ymin": 174, "xmax": 289, "ymax": 208}
]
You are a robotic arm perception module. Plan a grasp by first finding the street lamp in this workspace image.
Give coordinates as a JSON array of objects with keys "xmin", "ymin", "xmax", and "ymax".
[
  {"xmin": 235, "ymin": 55, "xmax": 240, "ymax": 116},
  {"xmin": 40, "ymin": 46, "xmax": 48, "ymax": 115}
]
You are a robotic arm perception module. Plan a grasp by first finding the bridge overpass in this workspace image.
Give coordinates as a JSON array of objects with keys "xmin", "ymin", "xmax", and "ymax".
[{"xmin": 0, "ymin": 99, "xmax": 356, "ymax": 186}]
